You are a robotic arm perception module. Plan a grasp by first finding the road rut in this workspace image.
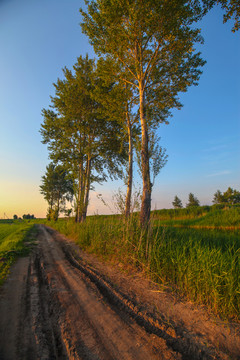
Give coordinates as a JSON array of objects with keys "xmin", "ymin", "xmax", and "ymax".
[{"xmin": 0, "ymin": 225, "xmax": 179, "ymax": 360}]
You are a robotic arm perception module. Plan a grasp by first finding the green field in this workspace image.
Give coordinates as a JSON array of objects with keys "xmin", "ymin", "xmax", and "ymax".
[
  {"xmin": 152, "ymin": 205, "xmax": 240, "ymax": 228},
  {"xmin": 46, "ymin": 206, "xmax": 240, "ymax": 320},
  {"xmin": 1, "ymin": 206, "xmax": 239, "ymax": 319},
  {"xmin": 0, "ymin": 221, "xmax": 37, "ymax": 285}
]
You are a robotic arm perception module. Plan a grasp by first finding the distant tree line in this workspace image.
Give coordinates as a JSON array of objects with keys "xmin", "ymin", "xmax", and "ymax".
[
  {"xmin": 212, "ymin": 187, "xmax": 240, "ymax": 205},
  {"xmin": 172, "ymin": 187, "xmax": 240, "ymax": 209},
  {"xmin": 13, "ymin": 214, "xmax": 36, "ymax": 220}
]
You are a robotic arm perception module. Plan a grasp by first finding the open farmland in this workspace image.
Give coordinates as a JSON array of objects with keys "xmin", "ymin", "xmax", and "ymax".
[{"xmin": 0, "ymin": 207, "xmax": 240, "ymax": 359}]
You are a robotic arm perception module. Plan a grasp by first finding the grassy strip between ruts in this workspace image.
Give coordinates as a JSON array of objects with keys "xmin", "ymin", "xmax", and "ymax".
[
  {"xmin": 45, "ymin": 213, "xmax": 240, "ymax": 321},
  {"xmin": 0, "ymin": 221, "xmax": 37, "ymax": 285}
]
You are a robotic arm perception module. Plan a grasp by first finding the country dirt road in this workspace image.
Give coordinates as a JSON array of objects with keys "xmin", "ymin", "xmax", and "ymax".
[{"xmin": 0, "ymin": 225, "xmax": 239, "ymax": 360}]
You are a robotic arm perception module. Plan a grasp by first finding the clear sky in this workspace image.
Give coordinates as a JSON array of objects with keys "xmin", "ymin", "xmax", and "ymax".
[{"xmin": 0, "ymin": 0, "xmax": 239, "ymax": 219}]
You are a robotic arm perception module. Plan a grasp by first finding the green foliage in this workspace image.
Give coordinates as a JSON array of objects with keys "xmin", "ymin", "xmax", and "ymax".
[
  {"xmin": 40, "ymin": 55, "xmax": 126, "ymax": 222},
  {"xmin": 80, "ymin": 0, "xmax": 206, "ymax": 226},
  {"xmin": 212, "ymin": 189, "xmax": 223, "ymax": 204},
  {"xmin": 136, "ymin": 132, "xmax": 168, "ymax": 185},
  {"xmin": 94, "ymin": 58, "xmax": 139, "ymax": 218},
  {"xmin": 172, "ymin": 195, "xmax": 183, "ymax": 209},
  {"xmin": 213, "ymin": 187, "xmax": 240, "ymax": 205},
  {"xmin": 112, "ymin": 187, "xmax": 141, "ymax": 215},
  {"xmin": 0, "ymin": 223, "xmax": 36, "ymax": 285},
  {"xmin": 40, "ymin": 162, "xmax": 74, "ymax": 219},
  {"xmin": 186, "ymin": 192, "xmax": 200, "ymax": 207},
  {"xmin": 22, "ymin": 214, "xmax": 35, "ymax": 219},
  {"xmin": 46, "ymin": 208, "xmax": 59, "ymax": 221}
]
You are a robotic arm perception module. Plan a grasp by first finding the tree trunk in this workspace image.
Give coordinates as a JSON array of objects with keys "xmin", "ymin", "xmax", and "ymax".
[
  {"xmin": 125, "ymin": 111, "xmax": 133, "ymax": 218},
  {"xmin": 76, "ymin": 162, "xmax": 83, "ymax": 223},
  {"xmin": 139, "ymin": 81, "xmax": 151, "ymax": 227},
  {"xmin": 56, "ymin": 191, "xmax": 60, "ymax": 220},
  {"xmin": 81, "ymin": 157, "xmax": 91, "ymax": 222},
  {"xmin": 50, "ymin": 196, "xmax": 53, "ymax": 211}
]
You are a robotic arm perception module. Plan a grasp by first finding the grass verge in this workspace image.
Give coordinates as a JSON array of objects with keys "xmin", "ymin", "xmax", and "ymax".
[{"xmin": 0, "ymin": 222, "xmax": 37, "ymax": 285}]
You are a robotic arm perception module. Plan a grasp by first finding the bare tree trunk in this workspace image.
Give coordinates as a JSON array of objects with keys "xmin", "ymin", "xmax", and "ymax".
[
  {"xmin": 50, "ymin": 195, "xmax": 53, "ymax": 211},
  {"xmin": 125, "ymin": 111, "xmax": 133, "ymax": 219},
  {"xmin": 139, "ymin": 82, "xmax": 151, "ymax": 227},
  {"xmin": 76, "ymin": 162, "xmax": 83, "ymax": 223},
  {"xmin": 56, "ymin": 191, "xmax": 60, "ymax": 220},
  {"xmin": 81, "ymin": 157, "xmax": 91, "ymax": 222}
]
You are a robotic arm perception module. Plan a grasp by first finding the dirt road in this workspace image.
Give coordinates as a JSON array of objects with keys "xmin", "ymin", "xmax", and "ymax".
[{"xmin": 0, "ymin": 225, "xmax": 239, "ymax": 360}]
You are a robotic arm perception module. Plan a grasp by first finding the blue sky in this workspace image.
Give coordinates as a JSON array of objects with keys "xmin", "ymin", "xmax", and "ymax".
[{"xmin": 0, "ymin": 0, "xmax": 239, "ymax": 218}]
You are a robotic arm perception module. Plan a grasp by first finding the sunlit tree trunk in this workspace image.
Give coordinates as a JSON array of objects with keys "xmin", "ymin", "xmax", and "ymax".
[
  {"xmin": 125, "ymin": 111, "xmax": 133, "ymax": 219},
  {"xmin": 81, "ymin": 156, "xmax": 91, "ymax": 222},
  {"xmin": 139, "ymin": 81, "xmax": 151, "ymax": 227},
  {"xmin": 76, "ymin": 162, "xmax": 83, "ymax": 223}
]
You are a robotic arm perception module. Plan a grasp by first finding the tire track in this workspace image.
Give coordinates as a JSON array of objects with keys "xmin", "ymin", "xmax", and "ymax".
[
  {"xmin": 36, "ymin": 225, "xmax": 178, "ymax": 360},
  {"xmin": 48, "ymin": 226, "xmax": 222, "ymax": 360}
]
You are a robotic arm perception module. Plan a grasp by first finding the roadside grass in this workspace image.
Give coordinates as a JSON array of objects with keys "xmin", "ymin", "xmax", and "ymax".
[
  {"xmin": 46, "ymin": 211, "xmax": 240, "ymax": 320},
  {"xmin": 0, "ymin": 221, "xmax": 37, "ymax": 285}
]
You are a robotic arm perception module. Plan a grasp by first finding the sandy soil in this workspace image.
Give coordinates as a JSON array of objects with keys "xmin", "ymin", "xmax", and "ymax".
[{"xmin": 0, "ymin": 224, "xmax": 239, "ymax": 360}]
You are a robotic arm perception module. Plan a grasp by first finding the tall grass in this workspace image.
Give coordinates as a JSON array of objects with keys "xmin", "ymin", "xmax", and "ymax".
[
  {"xmin": 47, "ymin": 214, "xmax": 240, "ymax": 320},
  {"xmin": 0, "ymin": 222, "xmax": 36, "ymax": 285},
  {"xmin": 152, "ymin": 206, "xmax": 240, "ymax": 228},
  {"xmin": 148, "ymin": 227, "xmax": 240, "ymax": 318}
]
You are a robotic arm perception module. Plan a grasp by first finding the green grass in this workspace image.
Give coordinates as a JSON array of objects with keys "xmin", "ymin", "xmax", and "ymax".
[
  {"xmin": 0, "ymin": 221, "xmax": 37, "ymax": 285},
  {"xmin": 152, "ymin": 206, "xmax": 240, "ymax": 228},
  {"xmin": 147, "ymin": 227, "xmax": 240, "ymax": 317},
  {"xmin": 46, "ymin": 211, "xmax": 240, "ymax": 320}
]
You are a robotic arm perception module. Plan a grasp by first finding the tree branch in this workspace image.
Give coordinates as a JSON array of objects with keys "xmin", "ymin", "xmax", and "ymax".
[{"xmin": 143, "ymin": 42, "xmax": 161, "ymax": 88}]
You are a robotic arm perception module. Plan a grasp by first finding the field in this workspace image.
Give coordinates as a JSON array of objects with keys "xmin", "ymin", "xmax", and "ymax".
[
  {"xmin": 1, "ymin": 207, "xmax": 239, "ymax": 319},
  {"xmin": 46, "ymin": 206, "xmax": 240, "ymax": 320},
  {"xmin": 152, "ymin": 204, "xmax": 240, "ymax": 228},
  {"xmin": 1, "ymin": 209, "xmax": 240, "ymax": 358},
  {"xmin": 0, "ymin": 220, "xmax": 36, "ymax": 285}
]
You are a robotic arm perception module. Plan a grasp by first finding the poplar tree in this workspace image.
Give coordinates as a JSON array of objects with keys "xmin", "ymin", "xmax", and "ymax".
[
  {"xmin": 40, "ymin": 55, "xmax": 126, "ymax": 222},
  {"xmin": 80, "ymin": 0, "xmax": 205, "ymax": 227},
  {"xmin": 93, "ymin": 58, "xmax": 139, "ymax": 218},
  {"xmin": 40, "ymin": 162, "xmax": 74, "ymax": 220}
]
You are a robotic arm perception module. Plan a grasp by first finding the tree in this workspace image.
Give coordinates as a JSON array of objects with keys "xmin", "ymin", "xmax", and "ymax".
[
  {"xmin": 81, "ymin": 0, "xmax": 205, "ymax": 226},
  {"xmin": 136, "ymin": 132, "xmax": 168, "ymax": 189},
  {"xmin": 186, "ymin": 193, "xmax": 200, "ymax": 207},
  {"xmin": 212, "ymin": 189, "xmax": 223, "ymax": 204},
  {"xmin": 222, "ymin": 187, "xmax": 240, "ymax": 204},
  {"xmin": 212, "ymin": 187, "xmax": 240, "ymax": 205},
  {"xmin": 93, "ymin": 58, "xmax": 140, "ymax": 218},
  {"xmin": 40, "ymin": 55, "xmax": 126, "ymax": 222},
  {"xmin": 23, "ymin": 214, "xmax": 35, "ymax": 219},
  {"xmin": 40, "ymin": 162, "xmax": 74, "ymax": 220},
  {"xmin": 172, "ymin": 196, "xmax": 183, "ymax": 209},
  {"xmin": 13, "ymin": 214, "xmax": 18, "ymax": 220}
]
